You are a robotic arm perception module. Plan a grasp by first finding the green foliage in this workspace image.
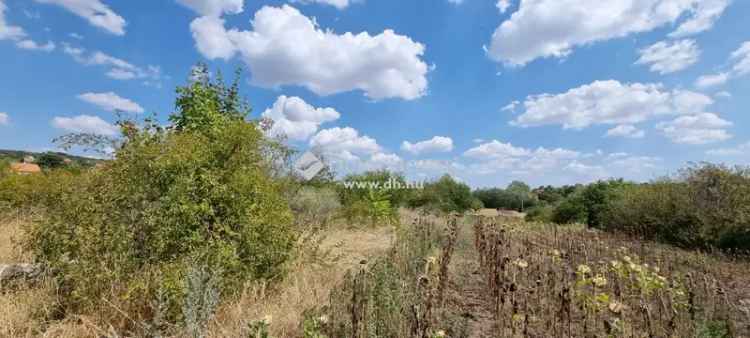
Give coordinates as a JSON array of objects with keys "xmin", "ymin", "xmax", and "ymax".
[
  {"xmin": 171, "ymin": 64, "xmax": 249, "ymax": 133},
  {"xmin": 247, "ymin": 318, "xmax": 271, "ymax": 338},
  {"xmin": 24, "ymin": 67, "xmax": 296, "ymax": 327},
  {"xmin": 35, "ymin": 152, "xmax": 67, "ymax": 169},
  {"xmin": 600, "ymin": 163, "xmax": 750, "ymax": 250},
  {"xmin": 525, "ymin": 204, "xmax": 555, "ymax": 223},
  {"xmin": 302, "ymin": 315, "xmax": 329, "ymax": 338},
  {"xmin": 338, "ymin": 170, "xmax": 408, "ymax": 224},
  {"xmin": 411, "ymin": 175, "xmax": 480, "ymax": 213},
  {"xmin": 580, "ymin": 179, "xmax": 632, "ymax": 228},
  {"xmin": 0, "ymin": 170, "xmax": 76, "ymax": 210},
  {"xmin": 551, "ymin": 191, "xmax": 587, "ymax": 224},
  {"xmin": 697, "ymin": 321, "xmax": 731, "ymax": 338},
  {"xmin": 473, "ymin": 181, "xmax": 537, "ymax": 211},
  {"xmin": 0, "ymin": 149, "xmax": 98, "ymax": 168}
]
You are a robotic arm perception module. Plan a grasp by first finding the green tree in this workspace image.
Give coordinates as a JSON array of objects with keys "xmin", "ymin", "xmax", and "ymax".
[
  {"xmin": 581, "ymin": 179, "xmax": 630, "ymax": 228},
  {"xmin": 36, "ymin": 152, "xmax": 67, "ymax": 169},
  {"xmin": 26, "ymin": 65, "xmax": 296, "ymax": 327},
  {"xmin": 170, "ymin": 64, "xmax": 249, "ymax": 133}
]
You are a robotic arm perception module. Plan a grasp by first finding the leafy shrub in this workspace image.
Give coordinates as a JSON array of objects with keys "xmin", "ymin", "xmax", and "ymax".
[
  {"xmin": 36, "ymin": 153, "xmax": 67, "ymax": 169},
  {"xmin": 551, "ymin": 191, "xmax": 587, "ymax": 224},
  {"xmin": 600, "ymin": 163, "xmax": 750, "ymax": 250},
  {"xmin": 289, "ymin": 186, "xmax": 341, "ymax": 226},
  {"xmin": 338, "ymin": 170, "xmax": 408, "ymax": 224},
  {"xmin": 473, "ymin": 180, "xmax": 537, "ymax": 211},
  {"xmin": 0, "ymin": 170, "xmax": 76, "ymax": 211},
  {"xmin": 410, "ymin": 175, "xmax": 481, "ymax": 213},
  {"xmin": 524, "ymin": 204, "xmax": 555, "ymax": 223},
  {"xmin": 23, "ymin": 67, "xmax": 296, "ymax": 329},
  {"xmin": 580, "ymin": 179, "xmax": 632, "ymax": 228}
]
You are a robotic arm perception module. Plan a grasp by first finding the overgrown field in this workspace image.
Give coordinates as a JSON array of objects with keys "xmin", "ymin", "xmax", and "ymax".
[{"xmin": 310, "ymin": 215, "xmax": 750, "ymax": 338}]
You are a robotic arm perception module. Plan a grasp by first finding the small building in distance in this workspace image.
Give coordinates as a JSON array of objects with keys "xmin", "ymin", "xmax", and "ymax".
[
  {"xmin": 9, "ymin": 156, "xmax": 42, "ymax": 175},
  {"xmin": 10, "ymin": 162, "xmax": 42, "ymax": 174}
]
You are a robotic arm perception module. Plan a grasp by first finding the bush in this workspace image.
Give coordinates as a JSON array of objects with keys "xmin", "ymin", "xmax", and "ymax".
[
  {"xmin": 26, "ymin": 122, "xmax": 295, "ymax": 318},
  {"xmin": 410, "ymin": 175, "xmax": 481, "ymax": 213},
  {"xmin": 600, "ymin": 163, "xmax": 750, "ymax": 250},
  {"xmin": 525, "ymin": 204, "xmax": 555, "ymax": 223},
  {"xmin": 24, "ymin": 67, "xmax": 297, "ymax": 329},
  {"xmin": 473, "ymin": 181, "xmax": 537, "ymax": 211},
  {"xmin": 289, "ymin": 186, "xmax": 341, "ymax": 226},
  {"xmin": 580, "ymin": 179, "xmax": 631, "ymax": 228},
  {"xmin": 0, "ymin": 170, "xmax": 75, "ymax": 211},
  {"xmin": 338, "ymin": 170, "xmax": 409, "ymax": 224},
  {"xmin": 551, "ymin": 192, "xmax": 587, "ymax": 224}
]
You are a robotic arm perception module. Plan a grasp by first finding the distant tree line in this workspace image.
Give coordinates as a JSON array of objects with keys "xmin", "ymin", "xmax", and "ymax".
[{"xmin": 522, "ymin": 164, "xmax": 750, "ymax": 251}]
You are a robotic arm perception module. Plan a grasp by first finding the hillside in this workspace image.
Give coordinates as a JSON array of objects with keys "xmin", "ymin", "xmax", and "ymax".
[{"xmin": 0, "ymin": 149, "xmax": 100, "ymax": 168}]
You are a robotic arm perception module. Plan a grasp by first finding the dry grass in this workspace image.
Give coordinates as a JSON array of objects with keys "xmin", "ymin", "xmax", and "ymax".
[
  {"xmin": 0, "ymin": 209, "xmax": 395, "ymax": 338},
  {"xmin": 0, "ymin": 210, "xmax": 33, "ymax": 263},
  {"xmin": 205, "ymin": 225, "xmax": 394, "ymax": 338}
]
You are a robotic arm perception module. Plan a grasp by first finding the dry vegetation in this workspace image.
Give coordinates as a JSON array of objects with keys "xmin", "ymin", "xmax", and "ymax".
[
  {"xmin": 0, "ymin": 212, "xmax": 396, "ymax": 338},
  {"xmin": 310, "ymin": 215, "xmax": 750, "ymax": 338},
  {"xmin": 3, "ymin": 209, "xmax": 750, "ymax": 337}
]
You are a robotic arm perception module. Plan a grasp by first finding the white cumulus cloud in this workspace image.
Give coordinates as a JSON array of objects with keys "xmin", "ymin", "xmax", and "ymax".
[
  {"xmin": 636, "ymin": 39, "xmax": 700, "ymax": 74},
  {"xmin": 52, "ymin": 115, "xmax": 119, "ymax": 136},
  {"xmin": 656, "ymin": 113, "xmax": 732, "ymax": 144},
  {"xmin": 78, "ymin": 92, "xmax": 144, "ymax": 114},
  {"xmin": 15, "ymin": 39, "xmax": 55, "ymax": 52},
  {"xmin": 189, "ymin": 5, "xmax": 430, "ymax": 100},
  {"xmin": 512, "ymin": 80, "xmax": 713, "ymax": 129},
  {"xmin": 487, "ymin": 0, "xmax": 730, "ymax": 66},
  {"xmin": 33, "ymin": 0, "xmax": 126, "ymax": 36},
  {"xmin": 0, "ymin": 112, "xmax": 8, "ymax": 125},
  {"xmin": 605, "ymin": 125, "xmax": 646, "ymax": 139},
  {"xmin": 695, "ymin": 72, "xmax": 730, "ymax": 88},
  {"xmin": 308, "ymin": 126, "xmax": 406, "ymax": 173},
  {"xmin": 497, "ymin": 0, "xmax": 512, "ymax": 13},
  {"xmin": 401, "ymin": 136, "xmax": 454, "ymax": 155},
  {"xmin": 176, "ymin": 0, "xmax": 243, "ymax": 16},
  {"xmin": 463, "ymin": 140, "xmax": 530, "ymax": 159},
  {"xmin": 731, "ymin": 41, "xmax": 750, "ymax": 76},
  {"xmin": 62, "ymin": 43, "xmax": 162, "ymax": 84},
  {"xmin": 310, "ymin": 127, "xmax": 380, "ymax": 156},
  {"xmin": 694, "ymin": 41, "xmax": 750, "ymax": 88},
  {"xmin": 262, "ymin": 95, "xmax": 340, "ymax": 141},
  {"xmin": 292, "ymin": 0, "xmax": 353, "ymax": 10}
]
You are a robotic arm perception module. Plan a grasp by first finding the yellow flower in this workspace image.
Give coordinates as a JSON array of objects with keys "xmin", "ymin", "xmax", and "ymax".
[
  {"xmin": 318, "ymin": 315, "xmax": 329, "ymax": 324},
  {"xmin": 434, "ymin": 330, "xmax": 446, "ymax": 337},
  {"xmin": 592, "ymin": 275, "xmax": 607, "ymax": 287},
  {"xmin": 550, "ymin": 249, "xmax": 561, "ymax": 257},
  {"xmin": 577, "ymin": 264, "xmax": 592, "ymax": 275}
]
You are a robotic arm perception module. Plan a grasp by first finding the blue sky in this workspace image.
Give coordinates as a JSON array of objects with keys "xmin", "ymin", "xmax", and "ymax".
[{"xmin": 0, "ymin": 0, "xmax": 748, "ymax": 187}]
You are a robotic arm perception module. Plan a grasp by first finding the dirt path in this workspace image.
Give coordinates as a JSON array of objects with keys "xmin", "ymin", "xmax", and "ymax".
[{"xmin": 442, "ymin": 218, "xmax": 497, "ymax": 338}]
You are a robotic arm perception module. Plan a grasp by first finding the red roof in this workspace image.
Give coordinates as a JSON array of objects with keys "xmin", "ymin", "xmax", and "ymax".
[{"xmin": 10, "ymin": 163, "xmax": 42, "ymax": 174}]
